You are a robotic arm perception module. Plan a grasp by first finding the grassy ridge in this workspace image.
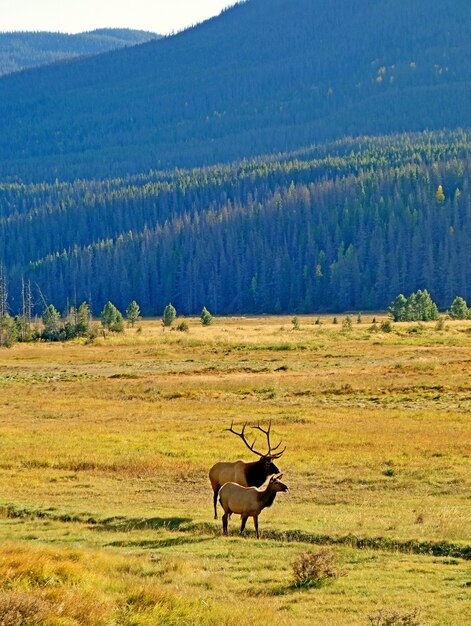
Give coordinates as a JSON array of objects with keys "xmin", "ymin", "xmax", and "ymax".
[{"xmin": 0, "ymin": 316, "xmax": 470, "ymax": 624}]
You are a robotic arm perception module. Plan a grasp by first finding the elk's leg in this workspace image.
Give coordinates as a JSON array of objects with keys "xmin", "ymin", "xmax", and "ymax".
[
  {"xmin": 253, "ymin": 516, "xmax": 259, "ymax": 539},
  {"xmin": 213, "ymin": 486, "xmax": 220, "ymax": 519},
  {"xmin": 240, "ymin": 515, "xmax": 249, "ymax": 534},
  {"xmin": 222, "ymin": 512, "xmax": 229, "ymax": 535}
]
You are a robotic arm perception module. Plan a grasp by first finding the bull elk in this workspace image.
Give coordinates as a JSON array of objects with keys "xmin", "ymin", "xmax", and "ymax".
[
  {"xmin": 219, "ymin": 473, "xmax": 289, "ymax": 538},
  {"xmin": 209, "ymin": 420, "xmax": 285, "ymax": 519}
]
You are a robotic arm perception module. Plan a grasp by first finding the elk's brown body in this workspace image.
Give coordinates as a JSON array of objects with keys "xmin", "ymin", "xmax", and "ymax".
[
  {"xmin": 209, "ymin": 421, "xmax": 285, "ymax": 519},
  {"xmin": 219, "ymin": 474, "xmax": 288, "ymax": 538}
]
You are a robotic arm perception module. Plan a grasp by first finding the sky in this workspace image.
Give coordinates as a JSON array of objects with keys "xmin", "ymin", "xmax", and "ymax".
[{"xmin": 1, "ymin": 0, "xmax": 238, "ymax": 35}]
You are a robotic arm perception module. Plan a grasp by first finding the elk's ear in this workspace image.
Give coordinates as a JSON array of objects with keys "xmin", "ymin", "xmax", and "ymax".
[{"xmin": 277, "ymin": 473, "xmax": 283, "ymax": 480}]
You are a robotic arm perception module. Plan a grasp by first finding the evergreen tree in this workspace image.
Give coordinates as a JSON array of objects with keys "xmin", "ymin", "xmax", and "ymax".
[
  {"xmin": 449, "ymin": 296, "xmax": 469, "ymax": 320},
  {"xmin": 63, "ymin": 309, "xmax": 77, "ymax": 340},
  {"xmin": 405, "ymin": 292, "xmax": 419, "ymax": 321},
  {"xmin": 76, "ymin": 302, "xmax": 91, "ymax": 336},
  {"xmin": 126, "ymin": 300, "xmax": 141, "ymax": 327},
  {"xmin": 110, "ymin": 310, "xmax": 125, "ymax": 333},
  {"xmin": 415, "ymin": 290, "xmax": 439, "ymax": 321},
  {"xmin": 0, "ymin": 313, "xmax": 17, "ymax": 348},
  {"xmin": 14, "ymin": 315, "xmax": 33, "ymax": 342},
  {"xmin": 200, "ymin": 306, "xmax": 214, "ymax": 326},
  {"xmin": 42, "ymin": 304, "xmax": 61, "ymax": 340},
  {"xmin": 388, "ymin": 294, "xmax": 407, "ymax": 321},
  {"xmin": 162, "ymin": 303, "xmax": 176, "ymax": 327},
  {"xmin": 100, "ymin": 301, "xmax": 122, "ymax": 331}
]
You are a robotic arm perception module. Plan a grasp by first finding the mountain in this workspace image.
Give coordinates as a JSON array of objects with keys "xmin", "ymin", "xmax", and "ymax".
[
  {"xmin": 1, "ymin": 130, "xmax": 470, "ymax": 315},
  {"xmin": 0, "ymin": 1, "xmax": 470, "ymax": 316},
  {"xmin": 0, "ymin": 0, "xmax": 470, "ymax": 182},
  {"xmin": 0, "ymin": 29, "xmax": 160, "ymax": 77}
]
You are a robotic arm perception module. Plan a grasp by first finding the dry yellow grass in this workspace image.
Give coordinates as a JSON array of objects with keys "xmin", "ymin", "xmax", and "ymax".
[{"xmin": 0, "ymin": 315, "xmax": 470, "ymax": 624}]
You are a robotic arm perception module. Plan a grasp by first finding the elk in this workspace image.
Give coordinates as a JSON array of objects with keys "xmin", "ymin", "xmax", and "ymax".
[
  {"xmin": 209, "ymin": 421, "xmax": 285, "ymax": 519},
  {"xmin": 219, "ymin": 474, "xmax": 289, "ymax": 538}
]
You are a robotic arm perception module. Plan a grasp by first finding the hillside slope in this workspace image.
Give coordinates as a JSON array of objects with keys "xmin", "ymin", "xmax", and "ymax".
[
  {"xmin": 1, "ymin": 130, "xmax": 470, "ymax": 315},
  {"xmin": 0, "ymin": 29, "xmax": 160, "ymax": 77},
  {"xmin": 0, "ymin": 0, "xmax": 470, "ymax": 181}
]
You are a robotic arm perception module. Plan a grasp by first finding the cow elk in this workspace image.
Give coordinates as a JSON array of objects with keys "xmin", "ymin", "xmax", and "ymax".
[
  {"xmin": 219, "ymin": 473, "xmax": 289, "ymax": 538},
  {"xmin": 209, "ymin": 420, "xmax": 285, "ymax": 519}
]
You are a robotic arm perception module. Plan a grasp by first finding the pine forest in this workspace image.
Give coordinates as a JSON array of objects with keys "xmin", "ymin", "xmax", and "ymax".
[{"xmin": 1, "ymin": 130, "xmax": 470, "ymax": 316}]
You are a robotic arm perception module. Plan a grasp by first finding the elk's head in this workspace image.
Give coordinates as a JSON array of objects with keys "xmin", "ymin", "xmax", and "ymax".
[
  {"xmin": 260, "ymin": 455, "xmax": 281, "ymax": 475},
  {"xmin": 269, "ymin": 473, "xmax": 289, "ymax": 493}
]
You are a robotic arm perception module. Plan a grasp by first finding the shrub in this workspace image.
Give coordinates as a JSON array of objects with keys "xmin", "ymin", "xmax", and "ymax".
[
  {"xmin": 407, "ymin": 325, "xmax": 424, "ymax": 335},
  {"xmin": 0, "ymin": 591, "xmax": 47, "ymax": 626},
  {"xmin": 176, "ymin": 321, "xmax": 189, "ymax": 332},
  {"xmin": 63, "ymin": 321, "xmax": 76, "ymax": 340},
  {"xmin": 435, "ymin": 317, "xmax": 446, "ymax": 331},
  {"xmin": 342, "ymin": 315, "xmax": 353, "ymax": 331},
  {"xmin": 291, "ymin": 316, "xmax": 300, "ymax": 330},
  {"xmin": 292, "ymin": 548, "xmax": 342, "ymax": 588},
  {"xmin": 84, "ymin": 324, "xmax": 99, "ymax": 344},
  {"xmin": 110, "ymin": 311, "xmax": 125, "ymax": 333},
  {"xmin": 380, "ymin": 320, "xmax": 393, "ymax": 333},
  {"xmin": 368, "ymin": 607, "xmax": 422, "ymax": 626},
  {"xmin": 332, "ymin": 317, "xmax": 338, "ymax": 324}
]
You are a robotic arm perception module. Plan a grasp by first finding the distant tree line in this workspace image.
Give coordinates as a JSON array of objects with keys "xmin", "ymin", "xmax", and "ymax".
[
  {"xmin": 0, "ymin": 131, "xmax": 470, "ymax": 317},
  {"xmin": 0, "ymin": 287, "xmax": 135, "ymax": 347},
  {"xmin": 0, "ymin": 289, "xmax": 214, "ymax": 347}
]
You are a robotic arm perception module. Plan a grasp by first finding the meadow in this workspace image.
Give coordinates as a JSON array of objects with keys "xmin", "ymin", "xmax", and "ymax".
[{"xmin": 0, "ymin": 315, "xmax": 470, "ymax": 625}]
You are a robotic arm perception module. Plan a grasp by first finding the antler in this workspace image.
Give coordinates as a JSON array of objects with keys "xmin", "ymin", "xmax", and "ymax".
[
  {"xmin": 251, "ymin": 420, "xmax": 286, "ymax": 459},
  {"xmin": 226, "ymin": 421, "xmax": 265, "ymax": 457}
]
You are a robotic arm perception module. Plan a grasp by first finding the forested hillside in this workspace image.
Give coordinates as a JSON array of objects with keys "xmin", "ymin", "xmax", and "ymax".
[
  {"xmin": 1, "ymin": 130, "xmax": 470, "ymax": 315},
  {"xmin": 0, "ymin": 29, "xmax": 160, "ymax": 77},
  {"xmin": 0, "ymin": 0, "xmax": 470, "ymax": 181}
]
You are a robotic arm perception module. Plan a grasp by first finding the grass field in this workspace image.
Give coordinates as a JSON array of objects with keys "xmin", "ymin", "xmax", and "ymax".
[{"xmin": 0, "ymin": 315, "xmax": 470, "ymax": 625}]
